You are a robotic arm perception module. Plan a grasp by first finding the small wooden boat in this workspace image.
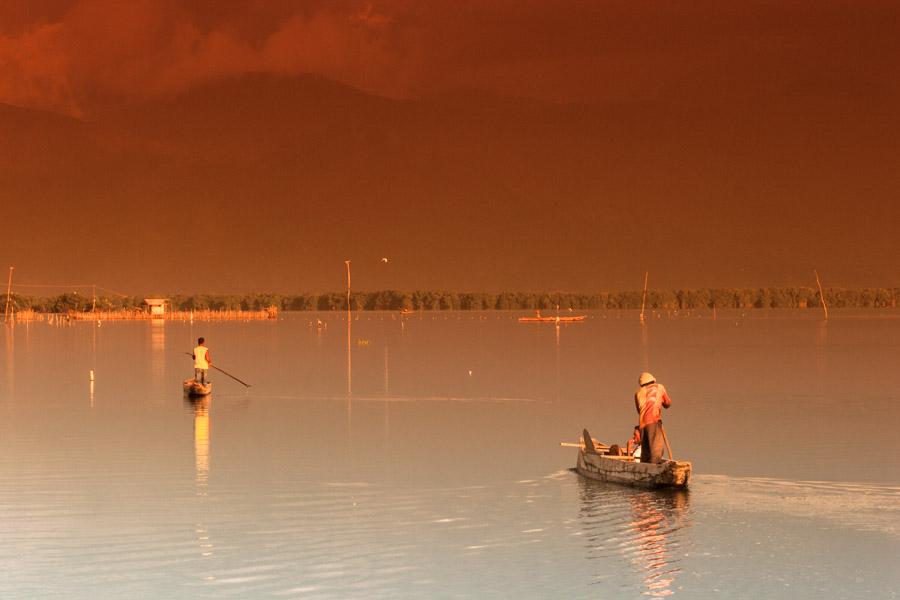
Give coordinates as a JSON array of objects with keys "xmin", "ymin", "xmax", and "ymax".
[
  {"xmin": 573, "ymin": 429, "xmax": 691, "ymax": 488},
  {"xmin": 518, "ymin": 311, "xmax": 586, "ymax": 323},
  {"xmin": 183, "ymin": 378, "xmax": 212, "ymax": 397}
]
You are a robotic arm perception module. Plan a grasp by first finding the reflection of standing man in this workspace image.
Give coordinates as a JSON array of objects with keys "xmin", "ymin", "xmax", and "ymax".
[
  {"xmin": 193, "ymin": 337, "xmax": 211, "ymax": 385},
  {"xmin": 192, "ymin": 396, "xmax": 210, "ymax": 484},
  {"xmin": 635, "ymin": 372, "xmax": 671, "ymax": 463}
]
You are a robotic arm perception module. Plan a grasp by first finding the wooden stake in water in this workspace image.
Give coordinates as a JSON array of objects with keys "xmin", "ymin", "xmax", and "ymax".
[
  {"xmin": 345, "ymin": 260, "xmax": 351, "ymax": 311},
  {"xmin": 640, "ymin": 271, "xmax": 649, "ymax": 322},
  {"xmin": 4, "ymin": 266, "xmax": 13, "ymax": 324},
  {"xmin": 814, "ymin": 269, "xmax": 829, "ymax": 320}
]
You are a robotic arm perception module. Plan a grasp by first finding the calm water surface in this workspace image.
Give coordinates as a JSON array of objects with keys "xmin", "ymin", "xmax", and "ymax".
[{"xmin": 1, "ymin": 310, "xmax": 898, "ymax": 598}]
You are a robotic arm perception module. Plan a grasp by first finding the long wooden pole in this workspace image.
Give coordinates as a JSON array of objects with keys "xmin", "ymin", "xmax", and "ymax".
[
  {"xmin": 660, "ymin": 422, "xmax": 674, "ymax": 460},
  {"xmin": 209, "ymin": 363, "xmax": 251, "ymax": 387},
  {"xmin": 183, "ymin": 352, "xmax": 251, "ymax": 387},
  {"xmin": 640, "ymin": 271, "xmax": 648, "ymax": 322},
  {"xmin": 4, "ymin": 266, "xmax": 13, "ymax": 324},
  {"xmin": 814, "ymin": 269, "xmax": 829, "ymax": 320},
  {"xmin": 345, "ymin": 260, "xmax": 351, "ymax": 310}
]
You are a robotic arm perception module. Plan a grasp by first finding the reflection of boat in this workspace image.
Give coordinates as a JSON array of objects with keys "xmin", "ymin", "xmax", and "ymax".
[
  {"xmin": 183, "ymin": 379, "xmax": 212, "ymax": 397},
  {"xmin": 575, "ymin": 429, "xmax": 691, "ymax": 488},
  {"xmin": 518, "ymin": 310, "xmax": 586, "ymax": 323}
]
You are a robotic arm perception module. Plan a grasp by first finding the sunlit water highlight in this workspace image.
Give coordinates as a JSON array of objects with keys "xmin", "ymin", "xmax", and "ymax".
[{"xmin": 1, "ymin": 310, "xmax": 898, "ymax": 598}]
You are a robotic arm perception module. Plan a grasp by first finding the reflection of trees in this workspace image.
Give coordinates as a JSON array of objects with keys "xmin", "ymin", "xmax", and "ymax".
[{"xmin": 577, "ymin": 479, "xmax": 691, "ymax": 597}]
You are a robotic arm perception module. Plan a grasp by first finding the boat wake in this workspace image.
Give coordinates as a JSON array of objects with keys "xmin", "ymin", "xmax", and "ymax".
[{"xmin": 693, "ymin": 474, "xmax": 900, "ymax": 538}]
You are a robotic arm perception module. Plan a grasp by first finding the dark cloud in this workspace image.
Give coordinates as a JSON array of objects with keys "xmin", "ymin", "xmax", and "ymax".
[
  {"xmin": 2, "ymin": 1, "xmax": 899, "ymax": 117},
  {"xmin": 0, "ymin": 0, "xmax": 417, "ymax": 116}
]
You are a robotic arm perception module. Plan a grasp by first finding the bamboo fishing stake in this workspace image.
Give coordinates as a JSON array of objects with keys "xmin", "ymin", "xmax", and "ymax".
[
  {"xmin": 345, "ymin": 260, "xmax": 351, "ymax": 311},
  {"xmin": 4, "ymin": 267, "xmax": 13, "ymax": 324},
  {"xmin": 814, "ymin": 269, "xmax": 828, "ymax": 320},
  {"xmin": 640, "ymin": 271, "xmax": 648, "ymax": 322}
]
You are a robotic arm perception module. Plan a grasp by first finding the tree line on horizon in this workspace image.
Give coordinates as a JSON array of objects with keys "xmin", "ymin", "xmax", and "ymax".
[{"xmin": 4, "ymin": 287, "xmax": 899, "ymax": 313}]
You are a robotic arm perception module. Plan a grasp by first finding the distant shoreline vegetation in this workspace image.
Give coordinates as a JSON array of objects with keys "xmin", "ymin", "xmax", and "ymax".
[{"xmin": 5, "ymin": 288, "xmax": 899, "ymax": 313}]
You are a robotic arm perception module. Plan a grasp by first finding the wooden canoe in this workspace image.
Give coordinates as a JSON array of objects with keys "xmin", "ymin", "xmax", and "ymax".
[
  {"xmin": 183, "ymin": 378, "xmax": 212, "ymax": 397},
  {"xmin": 574, "ymin": 429, "xmax": 691, "ymax": 488},
  {"xmin": 518, "ymin": 315, "xmax": 587, "ymax": 323}
]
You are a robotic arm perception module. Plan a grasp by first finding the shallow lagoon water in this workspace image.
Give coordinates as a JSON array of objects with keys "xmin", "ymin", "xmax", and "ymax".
[{"xmin": 1, "ymin": 310, "xmax": 898, "ymax": 598}]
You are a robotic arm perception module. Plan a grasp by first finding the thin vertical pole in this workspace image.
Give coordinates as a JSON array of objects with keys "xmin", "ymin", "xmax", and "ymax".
[
  {"xmin": 345, "ymin": 260, "xmax": 351, "ymax": 311},
  {"xmin": 345, "ymin": 260, "xmax": 352, "ymax": 405},
  {"xmin": 640, "ymin": 271, "xmax": 649, "ymax": 322},
  {"xmin": 814, "ymin": 269, "xmax": 828, "ymax": 320},
  {"xmin": 92, "ymin": 284, "xmax": 97, "ymax": 314},
  {"xmin": 4, "ymin": 267, "xmax": 13, "ymax": 324}
]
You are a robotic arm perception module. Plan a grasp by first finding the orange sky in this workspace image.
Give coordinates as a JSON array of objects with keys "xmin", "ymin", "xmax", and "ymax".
[{"xmin": 1, "ymin": 1, "xmax": 898, "ymax": 294}]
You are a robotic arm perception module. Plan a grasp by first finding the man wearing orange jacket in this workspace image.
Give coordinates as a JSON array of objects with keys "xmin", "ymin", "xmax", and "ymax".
[{"xmin": 634, "ymin": 372, "xmax": 672, "ymax": 463}]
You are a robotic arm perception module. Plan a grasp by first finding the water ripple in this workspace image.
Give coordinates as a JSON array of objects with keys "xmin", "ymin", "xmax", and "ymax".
[{"xmin": 695, "ymin": 474, "xmax": 900, "ymax": 538}]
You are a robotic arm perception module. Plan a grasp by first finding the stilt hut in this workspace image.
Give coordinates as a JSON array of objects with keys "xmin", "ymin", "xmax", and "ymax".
[{"xmin": 143, "ymin": 298, "xmax": 168, "ymax": 318}]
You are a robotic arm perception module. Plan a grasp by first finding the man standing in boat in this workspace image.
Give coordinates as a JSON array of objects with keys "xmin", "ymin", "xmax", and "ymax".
[
  {"xmin": 193, "ymin": 337, "xmax": 212, "ymax": 385},
  {"xmin": 635, "ymin": 372, "xmax": 671, "ymax": 463}
]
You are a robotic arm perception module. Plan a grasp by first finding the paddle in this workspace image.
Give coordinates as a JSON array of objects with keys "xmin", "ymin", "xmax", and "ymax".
[{"xmin": 184, "ymin": 352, "xmax": 252, "ymax": 387}]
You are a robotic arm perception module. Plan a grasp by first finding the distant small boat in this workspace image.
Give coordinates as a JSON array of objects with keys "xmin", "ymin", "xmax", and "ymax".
[
  {"xmin": 518, "ymin": 311, "xmax": 586, "ymax": 323},
  {"xmin": 573, "ymin": 429, "xmax": 691, "ymax": 488},
  {"xmin": 183, "ymin": 379, "xmax": 212, "ymax": 397}
]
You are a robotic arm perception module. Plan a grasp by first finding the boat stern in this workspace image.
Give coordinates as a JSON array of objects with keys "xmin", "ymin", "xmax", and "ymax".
[{"xmin": 576, "ymin": 449, "xmax": 691, "ymax": 489}]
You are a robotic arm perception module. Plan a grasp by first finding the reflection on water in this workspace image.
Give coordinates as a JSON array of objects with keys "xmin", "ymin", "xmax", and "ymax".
[
  {"xmin": 554, "ymin": 323, "xmax": 560, "ymax": 403},
  {"xmin": 1, "ymin": 311, "xmax": 899, "ymax": 598},
  {"xmin": 815, "ymin": 319, "xmax": 829, "ymax": 398},
  {"xmin": 186, "ymin": 396, "xmax": 215, "ymax": 564},
  {"xmin": 189, "ymin": 396, "xmax": 210, "ymax": 487},
  {"xmin": 150, "ymin": 320, "xmax": 166, "ymax": 393},
  {"xmin": 577, "ymin": 478, "xmax": 692, "ymax": 597},
  {"xmin": 383, "ymin": 345, "xmax": 389, "ymax": 397},
  {"xmin": 4, "ymin": 324, "xmax": 13, "ymax": 395},
  {"xmin": 627, "ymin": 490, "xmax": 690, "ymax": 597},
  {"xmin": 346, "ymin": 311, "xmax": 352, "ymax": 402}
]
